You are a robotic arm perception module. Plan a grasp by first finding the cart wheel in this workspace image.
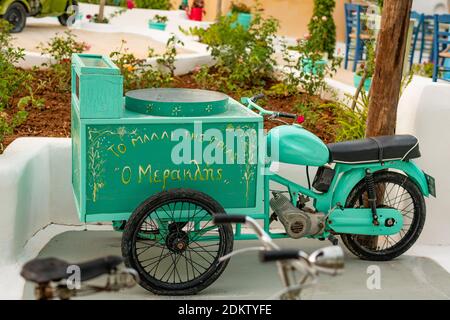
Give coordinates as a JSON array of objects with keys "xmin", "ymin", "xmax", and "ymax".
[
  {"xmin": 58, "ymin": 0, "xmax": 78, "ymax": 26},
  {"xmin": 121, "ymin": 188, "xmax": 234, "ymax": 295},
  {"xmin": 4, "ymin": 2, "xmax": 26, "ymax": 33}
]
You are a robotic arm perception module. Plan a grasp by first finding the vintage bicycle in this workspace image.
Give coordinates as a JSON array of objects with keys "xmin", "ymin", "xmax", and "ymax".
[
  {"xmin": 213, "ymin": 214, "xmax": 344, "ymax": 300},
  {"xmin": 21, "ymin": 256, "xmax": 138, "ymax": 300},
  {"xmin": 71, "ymin": 54, "xmax": 435, "ymax": 295}
]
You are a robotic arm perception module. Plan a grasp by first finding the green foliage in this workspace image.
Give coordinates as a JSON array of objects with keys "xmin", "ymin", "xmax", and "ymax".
[
  {"xmin": 332, "ymin": 91, "xmax": 369, "ymax": 142},
  {"xmin": 79, "ymin": 0, "xmax": 171, "ymax": 9},
  {"xmin": 0, "ymin": 20, "xmax": 27, "ymax": 109},
  {"xmin": 134, "ymin": 0, "xmax": 171, "ymax": 9},
  {"xmin": 230, "ymin": 2, "xmax": 252, "ymax": 14},
  {"xmin": 153, "ymin": 14, "xmax": 168, "ymax": 24},
  {"xmin": 38, "ymin": 30, "xmax": 89, "ymax": 92},
  {"xmin": 356, "ymin": 40, "xmax": 376, "ymax": 78},
  {"xmin": 280, "ymin": 39, "xmax": 341, "ymax": 96},
  {"xmin": 411, "ymin": 62, "xmax": 434, "ymax": 78},
  {"xmin": 187, "ymin": 6, "xmax": 279, "ymax": 93},
  {"xmin": 0, "ymin": 107, "xmax": 28, "ymax": 152},
  {"xmin": 110, "ymin": 35, "xmax": 181, "ymax": 91},
  {"xmin": 87, "ymin": 8, "xmax": 127, "ymax": 23},
  {"xmin": 307, "ymin": 0, "xmax": 336, "ymax": 57}
]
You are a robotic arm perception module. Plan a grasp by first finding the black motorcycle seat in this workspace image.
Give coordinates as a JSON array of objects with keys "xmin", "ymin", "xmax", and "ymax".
[
  {"xmin": 21, "ymin": 256, "xmax": 123, "ymax": 284},
  {"xmin": 327, "ymin": 135, "xmax": 420, "ymax": 164}
]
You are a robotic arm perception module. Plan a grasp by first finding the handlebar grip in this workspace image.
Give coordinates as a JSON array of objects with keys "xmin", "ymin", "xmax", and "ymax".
[
  {"xmin": 277, "ymin": 112, "xmax": 297, "ymax": 119},
  {"xmin": 213, "ymin": 214, "xmax": 247, "ymax": 224},
  {"xmin": 250, "ymin": 93, "xmax": 265, "ymax": 102},
  {"xmin": 259, "ymin": 249, "xmax": 301, "ymax": 262}
]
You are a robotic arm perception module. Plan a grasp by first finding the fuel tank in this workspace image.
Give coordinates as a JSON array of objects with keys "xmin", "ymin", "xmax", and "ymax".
[{"xmin": 266, "ymin": 125, "xmax": 330, "ymax": 166}]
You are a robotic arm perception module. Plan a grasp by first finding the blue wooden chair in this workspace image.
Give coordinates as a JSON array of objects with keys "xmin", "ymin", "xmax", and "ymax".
[
  {"xmin": 422, "ymin": 15, "xmax": 436, "ymax": 63},
  {"xmin": 344, "ymin": 3, "xmax": 371, "ymax": 72},
  {"xmin": 409, "ymin": 11, "xmax": 424, "ymax": 68},
  {"xmin": 432, "ymin": 14, "xmax": 450, "ymax": 82}
]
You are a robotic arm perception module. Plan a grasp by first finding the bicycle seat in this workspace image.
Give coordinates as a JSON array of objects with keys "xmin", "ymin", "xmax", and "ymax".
[{"xmin": 21, "ymin": 256, "xmax": 123, "ymax": 284}]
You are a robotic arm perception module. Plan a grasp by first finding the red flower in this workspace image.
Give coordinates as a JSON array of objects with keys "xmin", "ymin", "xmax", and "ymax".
[
  {"xmin": 296, "ymin": 115, "xmax": 305, "ymax": 124},
  {"xmin": 126, "ymin": 0, "xmax": 135, "ymax": 9},
  {"xmin": 86, "ymin": 14, "xmax": 92, "ymax": 19}
]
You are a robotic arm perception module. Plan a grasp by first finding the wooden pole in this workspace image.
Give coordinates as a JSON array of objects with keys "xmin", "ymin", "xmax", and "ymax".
[
  {"xmin": 216, "ymin": 0, "xmax": 223, "ymax": 21},
  {"xmin": 365, "ymin": 0, "xmax": 412, "ymax": 137},
  {"xmin": 98, "ymin": 0, "xmax": 106, "ymax": 22}
]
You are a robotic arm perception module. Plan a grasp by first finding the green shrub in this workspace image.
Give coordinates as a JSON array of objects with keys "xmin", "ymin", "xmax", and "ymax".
[
  {"xmin": 307, "ymin": 0, "xmax": 336, "ymax": 57},
  {"xmin": 187, "ymin": 6, "xmax": 279, "ymax": 93},
  {"xmin": 331, "ymin": 91, "xmax": 369, "ymax": 142},
  {"xmin": 38, "ymin": 30, "xmax": 89, "ymax": 92},
  {"xmin": 132, "ymin": 0, "xmax": 171, "ymax": 9},
  {"xmin": 230, "ymin": 2, "xmax": 252, "ymax": 14},
  {"xmin": 110, "ymin": 35, "xmax": 181, "ymax": 91},
  {"xmin": 79, "ymin": 0, "xmax": 171, "ymax": 9},
  {"xmin": 0, "ymin": 20, "xmax": 28, "ymax": 109},
  {"xmin": 280, "ymin": 38, "xmax": 341, "ymax": 96}
]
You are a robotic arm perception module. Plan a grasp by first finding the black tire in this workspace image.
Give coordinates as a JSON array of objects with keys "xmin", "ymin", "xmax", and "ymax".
[
  {"xmin": 4, "ymin": 2, "xmax": 27, "ymax": 33},
  {"xmin": 121, "ymin": 188, "xmax": 234, "ymax": 295},
  {"xmin": 58, "ymin": 0, "xmax": 78, "ymax": 26},
  {"xmin": 340, "ymin": 171, "xmax": 426, "ymax": 261}
]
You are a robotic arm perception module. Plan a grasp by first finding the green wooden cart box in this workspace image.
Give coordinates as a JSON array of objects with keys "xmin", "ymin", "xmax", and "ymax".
[{"xmin": 71, "ymin": 53, "xmax": 264, "ymax": 223}]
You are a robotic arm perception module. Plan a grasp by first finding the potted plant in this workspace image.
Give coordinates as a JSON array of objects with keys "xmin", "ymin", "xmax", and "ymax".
[
  {"xmin": 230, "ymin": 2, "xmax": 252, "ymax": 30},
  {"xmin": 149, "ymin": 14, "xmax": 168, "ymax": 31},
  {"xmin": 189, "ymin": 0, "xmax": 205, "ymax": 21}
]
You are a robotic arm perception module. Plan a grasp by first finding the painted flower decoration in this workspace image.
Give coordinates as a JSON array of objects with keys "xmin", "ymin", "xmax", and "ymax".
[{"xmin": 86, "ymin": 14, "xmax": 92, "ymax": 19}]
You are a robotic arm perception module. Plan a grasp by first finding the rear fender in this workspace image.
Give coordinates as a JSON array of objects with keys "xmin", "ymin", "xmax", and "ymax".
[{"xmin": 331, "ymin": 160, "xmax": 429, "ymax": 208}]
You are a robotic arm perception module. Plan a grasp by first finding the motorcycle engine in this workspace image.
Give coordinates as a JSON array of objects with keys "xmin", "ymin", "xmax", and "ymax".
[{"xmin": 270, "ymin": 193, "xmax": 325, "ymax": 239}]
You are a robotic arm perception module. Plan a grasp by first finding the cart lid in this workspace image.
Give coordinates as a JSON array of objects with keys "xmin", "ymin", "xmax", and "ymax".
[{"xmin": 125, "ymin": 88, "xmax": 229, "ymax": 117}]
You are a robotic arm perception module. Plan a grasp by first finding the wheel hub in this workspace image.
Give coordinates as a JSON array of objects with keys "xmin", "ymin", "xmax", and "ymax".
[{"xmin": 166, "ymin": 230, "xmax": 189, "ymax": 253}]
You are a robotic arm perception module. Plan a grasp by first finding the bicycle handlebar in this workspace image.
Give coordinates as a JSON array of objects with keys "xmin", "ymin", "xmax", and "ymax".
[
  {"xmin": 259, "ymin": 249, "xmax": 303, "ymax": 262},
  {"xmin": 213, "ymin": 214, "xmax": 247, "ymax": 224}
]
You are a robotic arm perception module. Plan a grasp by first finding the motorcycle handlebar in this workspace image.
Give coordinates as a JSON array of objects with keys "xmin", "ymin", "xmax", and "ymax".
[{"xmin": 250, "ymin": 93, "xmax": 265, "ymax": 102}]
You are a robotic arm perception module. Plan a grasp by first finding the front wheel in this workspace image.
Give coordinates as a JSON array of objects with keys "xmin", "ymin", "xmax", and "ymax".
[
  {"xmin": 121, "ymin": 188, "xmax": 234, "ymax": 295},
  {"xmin": 4, "ymin": 3, "xmax": 27, "ymax": 33},
  {"xmin": 341, "ymin": 171, "xmax": 426, "ymax": 261}
]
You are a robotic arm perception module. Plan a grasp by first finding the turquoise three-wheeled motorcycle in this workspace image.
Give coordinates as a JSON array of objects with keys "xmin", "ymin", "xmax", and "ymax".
[
  {"xmin": 119, "ymin": 94, "xmax": 435, "ymax": 295},
  {"xmin": 70, "ymin": 56, "xmax": 435, "ymax": 295}
]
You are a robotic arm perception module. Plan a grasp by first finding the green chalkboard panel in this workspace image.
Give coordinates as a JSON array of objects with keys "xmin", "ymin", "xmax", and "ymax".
[{"xmin": 84, "ymin": 122, "xmax": 260, "ymax": 219}]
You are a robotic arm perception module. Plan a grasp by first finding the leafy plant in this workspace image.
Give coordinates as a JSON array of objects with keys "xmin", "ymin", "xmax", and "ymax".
[
  {"xmin": 356, "ymin": 39, "xmax": 376, "ymax": 79},
  {"xmin": 110, "ymin": 35, "xmax": 181, "ymax": 91},
  {"xmin": 331, "ymin": 91, "xmax": 369, "ymax": 142},
  {"xmin": 186, "ymin": 4, "xmax": 279, "ymax": 93},
  {"xmin": 280, "ymin": 38, "xmax": 342, "ymax": 96},
  {"xmin": 411, "ymin": 62, "xmax": 434, "ymax": 78},
  {"xmin": 0, "ymin": 20, "xmax": 28, "ymax": 109},
  {"xmin": 87, "ymin": 8, "xmax": 127, "ymax": 23},
  {"xmin": 230, "ymin": 2, "xmax": 251, "ymax": 14},
  {"xmin": 0, "ymin": 20, "xmax": 34, "ymax": 150},
  {"xmin": 38, "ymin": 31, "xmax": 89, "ymax": 92},
  {"xmin": 192, "ymin": 0, "xmax": 205, "ymax": 8},
  {"xmin": 152, "ymin": 14, "xmax": 168, "ymax": 24},
  {"xmin": 80, "ymin": 0, "xmax": 171, "ymax": 9},
  {"xmin": 0, "ymin": 107, "xmax": 28, "ymax": 153},
  {"xmin": 307, "ymin": 0, "xmax": 336, "ymax": 57}
]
